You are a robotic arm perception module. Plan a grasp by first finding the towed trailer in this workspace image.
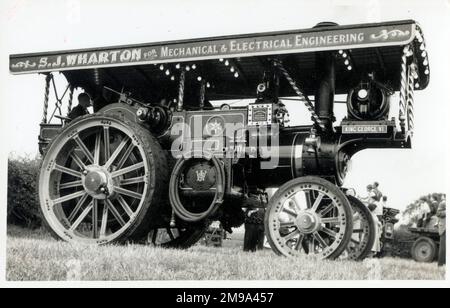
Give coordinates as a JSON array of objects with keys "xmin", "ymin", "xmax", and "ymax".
[{"xmin": 10, "ymin": 20, "xmax": 430, "ymax": 260}]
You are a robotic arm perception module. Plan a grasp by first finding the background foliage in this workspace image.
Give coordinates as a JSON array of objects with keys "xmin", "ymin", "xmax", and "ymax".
[
  {"xmin": 402, "ymin": 193, "xmax": 445, "ymax": 226},
  {"xmin": 7, "ymin": 155, "xmax": 42, "ymax": 228}
]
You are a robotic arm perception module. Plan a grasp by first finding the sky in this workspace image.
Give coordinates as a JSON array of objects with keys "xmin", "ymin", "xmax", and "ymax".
[{"xmin": 0, "ymin": 0, "xmax": 449, "ymax": 212}]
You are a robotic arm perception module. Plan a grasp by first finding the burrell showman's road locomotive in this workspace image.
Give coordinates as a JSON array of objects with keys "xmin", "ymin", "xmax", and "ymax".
[{"xmin": 10, "ymin": 20, "xmax": 429, "ymax": 260}]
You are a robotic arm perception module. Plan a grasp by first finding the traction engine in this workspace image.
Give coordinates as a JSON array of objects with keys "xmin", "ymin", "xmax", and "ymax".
[{"xmin": 10, "ymin": 20, "xmax": 430, "ymax": 260}]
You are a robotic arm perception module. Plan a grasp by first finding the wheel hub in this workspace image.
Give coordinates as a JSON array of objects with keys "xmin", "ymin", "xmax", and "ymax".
[
  {"xmin": 296, "ymin": 211, "xmax": 320, "ymax": 234},
  {"xmin": 419, "ymin": 245, "xmax": 431, "ymax": 256},
  {"xmin": 82, "ymin": 166, "xmax": 114, "ymax": 199}
]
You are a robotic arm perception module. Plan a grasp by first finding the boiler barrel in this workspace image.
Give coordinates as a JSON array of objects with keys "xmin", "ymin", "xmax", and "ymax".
[{"xmin": 250, "ymin": 127, "xmax": 348, "ymax": 187}]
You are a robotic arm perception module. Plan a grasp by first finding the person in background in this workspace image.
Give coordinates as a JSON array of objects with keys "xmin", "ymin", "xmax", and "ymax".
[
  {"xmin": 374, "ymin": 195, "xmax": 386, "ymax": 221},
  {"xmin": 372, "ymin": 182, "xmax": 383, "ymax": 202},
  {"xmin": 68, "ymin": 93, "xmax": 92, "ymax": 120},
  {"xmin": 418, "ymin": 200, "xmax": 432, "ymax": 228},
  {"xmin": 361, "ymin": 185, "xmax": 376, "ymax": 211},
  {"xmin": 380, "ymin": 195, "xmax": 387, "ymax": 214},
  {"xmin": 411, "ymin": 206, "xmax": 421, "ymax": 228},
  {"xmin": 430, "ymin": 195, "xmax": 439, "ymax": 216},
  {"xmin": 436, "ymin": 196, "xmax": 446, "ymax": 267},
  {"xmin": 362, "ymin": 185, "xmax": 381, "ymax": 255}
]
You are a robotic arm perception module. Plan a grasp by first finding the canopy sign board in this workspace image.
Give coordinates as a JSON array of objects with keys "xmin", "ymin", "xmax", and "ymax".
[{"xmin": 10, "ymin": 22, "xmax": 415, "ymax": 74}]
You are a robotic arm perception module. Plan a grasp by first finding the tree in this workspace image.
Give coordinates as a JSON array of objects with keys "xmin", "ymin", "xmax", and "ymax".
[
  {"xmin": 402, "ymin": 193, "xmax": 445, "ymax": 227},
  {"xmin": 7, "ymin": 155, "xmax": 42, "ymax": 228}
]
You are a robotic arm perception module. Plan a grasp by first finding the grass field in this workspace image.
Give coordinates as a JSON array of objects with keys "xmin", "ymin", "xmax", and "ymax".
[{"xmin": 6, "ymin": 225, "xmax": 445, "ymax": 281}]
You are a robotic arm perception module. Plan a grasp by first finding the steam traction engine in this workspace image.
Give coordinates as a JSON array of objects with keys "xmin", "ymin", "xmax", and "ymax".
[{"xmin": 10, "ymin": 20, "xmax": 430, "ymax": 259}]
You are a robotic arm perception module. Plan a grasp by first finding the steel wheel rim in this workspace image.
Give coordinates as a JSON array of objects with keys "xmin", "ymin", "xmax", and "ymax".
[
  {"xmin": 39, "ymin": 117, "xmax": 149, "ymax": 244},
  {"xmin": 268, "ymin": 183, "xmax": 348, "ymax": 259},
  {"xmin": 341, "ymin": 203, "xmax": 372, "ymax": 260}
]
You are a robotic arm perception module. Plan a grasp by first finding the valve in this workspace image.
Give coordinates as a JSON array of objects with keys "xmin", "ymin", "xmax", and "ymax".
[
  {"xmin": 136, "ymin": 106, "xmax": 169, "ymax": 134},
  {"xmin": 136, "ymin": 107, "xmax": 150, "ymax": 122},
  {"xmin": 305, "ymin": 128, "xmax": 321, "ymax": 154}
]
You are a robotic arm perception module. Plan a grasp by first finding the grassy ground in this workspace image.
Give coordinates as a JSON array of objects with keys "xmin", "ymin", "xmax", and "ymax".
[{"xmin": 6, "ymin": 225, "xmax": 445, "ymax": 281}]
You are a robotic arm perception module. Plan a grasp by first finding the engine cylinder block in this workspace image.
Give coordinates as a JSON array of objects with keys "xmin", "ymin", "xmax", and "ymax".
[{"xmin": 248, "ymin": 127, "xmax": 350, "ymax": 188}]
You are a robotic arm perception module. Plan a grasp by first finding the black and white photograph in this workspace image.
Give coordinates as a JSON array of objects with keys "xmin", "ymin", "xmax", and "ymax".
[{"xmin": 0, "ymin": 0, "xmax": 449, "ymax": 289}]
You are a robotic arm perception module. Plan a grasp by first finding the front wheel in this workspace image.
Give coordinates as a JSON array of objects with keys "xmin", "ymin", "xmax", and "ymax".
[
  {"xmin": 38, "ymin": 114, "xmax": 168, "ymax": 244},
  {"xmin": 340, "ymin": 195, "xmax": 376, "ymax": 261},
  {"xmin": 264, "ymin": 176, "xmax": 353, "ymax": 260}
]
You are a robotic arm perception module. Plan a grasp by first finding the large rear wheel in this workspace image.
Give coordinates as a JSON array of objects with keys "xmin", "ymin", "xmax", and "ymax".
[{"xmin": 39, "ymin": 114, "xmax": 168, "ymax": 244}]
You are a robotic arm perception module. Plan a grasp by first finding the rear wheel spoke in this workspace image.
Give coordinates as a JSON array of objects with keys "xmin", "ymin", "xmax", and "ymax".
[
  {"xmin": 54, "ymin": 164, "xmax": 82, "ymax": 178},
  {"xmin": 100, "ymin": 202, "xmax": 109, "ymax": 238},
  {"xmin": 68, "ymin": 193, "xmax": 90, "ymax": 222},
  {"xmin": 105, "ymin": 199, "xmax": 126, "ymax": 227},
  {"xmin": 116, "ymin": 142, "xmax": 135, "ymax": 170},
  {"xmin": 59, "ymin": 180, "xmax": 83, "ymax": 190},
  {"xmin": 70, "ymin": 201, "xmax": 93, "ymax": 231},
  {"xmin": 70, "ymin": 152, "xmax": 86, "ymax": 170},
  {"xmin": 73, "ymin": 135, "xmax": 94, "ymax": 164},
  {"xmin": 114, "ymin": 186, "xmax": 143, "ymax": 200},
  {"xmin": 94, "ymin": 132, "xmax": 101, "ymax": 165},
  {"xmin": 103, "ymin": 126, "xmax": 110, "ymax": 162},
  {"xmin": 116, "ymin": 194, "xmax": 134, "ymax": 217},
  {"xmin": 92, "ymin": 199, "xmax": 99, "ymax": 238},
  {"xmin": 120, "ymin": 176, "xmax": 146, "ymax": 186},
  {"xmin": 104, "ymin": 137, "xmax": 129, "ymax": 169},
  {"xmin": 53, "ymin": 190, "xmax": 86, "ymax": 205},
  {"xmin": 111, "ymin": 162, "xmax": 145, "ymax": 178}
]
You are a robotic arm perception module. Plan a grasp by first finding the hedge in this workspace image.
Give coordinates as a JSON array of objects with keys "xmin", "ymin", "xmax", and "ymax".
[{"xmin": 7, "ymin": 156, "xmax": 42, "ymax": 228}]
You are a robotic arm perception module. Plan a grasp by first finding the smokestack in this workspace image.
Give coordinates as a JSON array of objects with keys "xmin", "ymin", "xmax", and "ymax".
[
  {"xmin": 315, "ymin": 51, "xmax": 335, "ymax": 129},
  {"xmin": 313, "ymin": 22, "xmax": 338, "ymax": 131}
]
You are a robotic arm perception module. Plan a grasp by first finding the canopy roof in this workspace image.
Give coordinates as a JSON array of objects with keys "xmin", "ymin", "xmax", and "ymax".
[{"xmin": 10, "ymin": 20, "xmax": 429, "ymax": 103}]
